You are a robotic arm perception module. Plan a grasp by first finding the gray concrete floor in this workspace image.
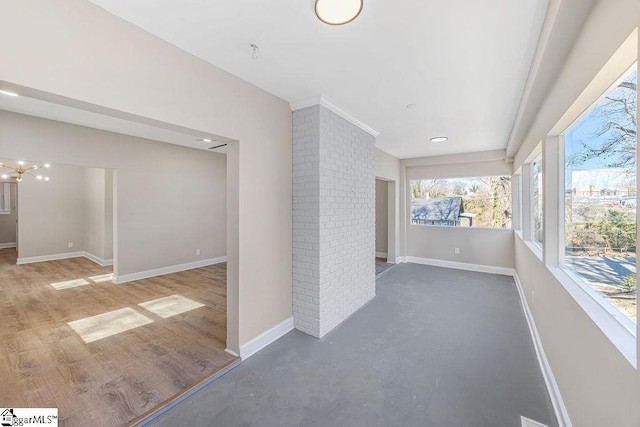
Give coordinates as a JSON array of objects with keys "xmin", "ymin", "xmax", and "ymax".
[{"xmin": 147, "ymin": 263, "xmax": 557, "ymax": 427}]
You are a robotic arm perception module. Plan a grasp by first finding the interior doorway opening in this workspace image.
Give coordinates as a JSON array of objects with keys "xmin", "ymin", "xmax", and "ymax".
[{"xmin": 0, "ymin": 86, "xmax": 240, "ymax": 426}]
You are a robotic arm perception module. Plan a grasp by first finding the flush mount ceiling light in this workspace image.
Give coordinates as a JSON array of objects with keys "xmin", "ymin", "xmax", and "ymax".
[
  {"xmin": 0, "ymin": 161, "xmax": 50, "ymax": 182},
  {"xmin": 315, "ymin": 0, "xmax": 363, "ymax": 25},
  {"xmin": 429, "ymin": 136, "xmax": 448, "ymax": 143},
  {"xmin": 0, "ymin": 90, "xmax": 19, "ymax": 97}
]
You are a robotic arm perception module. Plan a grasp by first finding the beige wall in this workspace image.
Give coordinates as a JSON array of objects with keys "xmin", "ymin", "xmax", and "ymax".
[
  {"xmin": 0, "ymin": 183, "xmax": 17, "ymax": 244},
  {"xmin": 375, "ymin": 179, "xmax": 388, "ymax": 255},
  {"xmin": 515, "ymin": 237, "xmax": 639, "ymax": 426},
  {"xmin": 408, "ymin": 226, "xmax": 514, "ymax": 268},
  {"xmin": 18, "ymin": 162, "xmax": 86, "ymax": 259},
  {"xmin": 84, "ymin": 168, "xmax": 106, "ymax": 260},
  {"xmin": 0, "ymin": 0, "xmax": 292, "ymax": 349},
  {"xmin": 511, "ymin": 0, "xmax": 640, "ymax": 425},
  {"xmin": 2, "ymin": 112, "xmax": 227, "ymax": 268},
  {"xmin": 104, "ymin": 169, "xmax": 114, "ymax": 260},
  {"xmin": 375, "ymin": 149, "xmax": 401, "ymax": 182},
  {"xmin": 375, "ymin": 149, "xmax": 401, "ymax": 262}
]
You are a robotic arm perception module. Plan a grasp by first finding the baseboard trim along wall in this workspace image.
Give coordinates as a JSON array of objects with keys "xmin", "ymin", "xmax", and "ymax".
[
  {"xmin": 405, "ymin": 256, "xmax": 515, "ymax": 276},
  {"xmin": 0, "ymin": 242, "xmax": 16, "ymax": 249},
  {"xmin": 239, "ymin": 316, "xmax": 294, "ymax": 360},
  {"xmin": 513, "ymin": 273, "xmax": 572, "ymax": 427},
  {"xmin": 17, "ymin": 251, "xmax": 86, "ymax": 265},
  {"xmin": 113, "ymin": 256, "xmax": 227, "ymax": 284},
  {"xmin": 375, "ymin": 252, "xmax": 388, "ymax": 258},
  {"xmin": 83, "ymin": 251, "xmax": 114, "ymax": 267},
  {"xmin": 17, "ymin": 251, "xmax": 114, "ymax": 266}
]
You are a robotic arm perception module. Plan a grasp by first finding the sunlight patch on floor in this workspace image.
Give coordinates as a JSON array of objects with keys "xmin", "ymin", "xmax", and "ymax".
[
  {"xmin": 139, "ymin": 295, "xmax": 205, "ymax": 318},
  {"xmin": 51, "ymin": 278, "xmax": 91, "ymax": 290},
  {"xmin": 68, "ymin": 307, "xmax": 153, "ymax": 343},
  {"xmin": 89, "ymin": 273, "xmax": 114, "ymax": 283}
]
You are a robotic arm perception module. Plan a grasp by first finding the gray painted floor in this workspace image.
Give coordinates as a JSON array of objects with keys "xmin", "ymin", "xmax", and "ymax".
[{"xmin": 147, "ymin": 263, "xmax": 557, "ymax": 427}]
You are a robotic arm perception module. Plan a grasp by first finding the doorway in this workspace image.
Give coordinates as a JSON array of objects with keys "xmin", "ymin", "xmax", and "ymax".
[{"xmin": 0, "ymin": 181, "xmax": 17, "ymax": 266}]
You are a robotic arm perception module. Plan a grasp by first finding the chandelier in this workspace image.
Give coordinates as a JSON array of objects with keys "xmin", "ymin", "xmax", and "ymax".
[{"xmin": 0, "ymin": 161, "xmax": 51, "ymax": 182}]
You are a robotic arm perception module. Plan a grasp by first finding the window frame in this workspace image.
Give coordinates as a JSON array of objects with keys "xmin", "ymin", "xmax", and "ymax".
[
  {"xmin": 408, "ymin": 175, "xmax": 513, "ymax": 230},
  {"xmin": 556, "ymin": 64, "xmax": 638, "ymax": 337}
]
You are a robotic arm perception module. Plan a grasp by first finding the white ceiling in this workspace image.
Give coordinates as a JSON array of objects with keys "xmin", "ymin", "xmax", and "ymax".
[
  {"xmin": 0, "ymin": 93, "xmax": 229, "ymax": 154},
  {"xmin": 89, "ymin": 0, "xmax": 549, "ymax": 159}
]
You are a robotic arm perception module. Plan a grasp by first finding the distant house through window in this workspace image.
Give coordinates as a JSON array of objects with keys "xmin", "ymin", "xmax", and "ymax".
[
  {"xmin": 410, "ymin": 176, "xmax": 512, "ymax": 228},
  {"xmin": 563, "ymin": 64, "xmax": 637, "ymax": 323}
]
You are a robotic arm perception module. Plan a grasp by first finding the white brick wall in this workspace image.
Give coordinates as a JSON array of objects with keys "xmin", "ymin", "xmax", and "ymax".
[{"xmin": 293, "ymin": 105, "xmax": 375, "ymax": 338}]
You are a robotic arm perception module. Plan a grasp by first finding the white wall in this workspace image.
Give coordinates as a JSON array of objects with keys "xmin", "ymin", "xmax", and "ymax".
[
  {"xmin": 0, "ymin": 0, "xmax": 292, "ymax": 350},
  {"xmin": 0, "ymin": 183, "xmax": 17, "ymax": 245},
  {"xmin": 512, "ymin": 0, "xmax": 640, "ymax": 425},
  {"xmin": 292, "ymin": 105, "xmax": 375, "ymax": 338},
  {"xmin": 375, "ymin": 179, "xmax": 388, "ymax": 255}
]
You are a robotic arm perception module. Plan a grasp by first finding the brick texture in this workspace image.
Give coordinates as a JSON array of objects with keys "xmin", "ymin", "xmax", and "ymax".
[{"xmin": 293, "ymin": 105, "xmax": 375, "ymax": 338}]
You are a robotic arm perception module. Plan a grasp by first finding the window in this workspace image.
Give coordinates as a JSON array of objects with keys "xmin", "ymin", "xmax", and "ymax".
[
  {"xmin": 410, "ymin": 176, "xmax": 512, "ymax": 228},
  {"xmin": 531, "ymin": 154, "xmax": 543, "ymax": 244},
  {"xmin": 563, "ymin": 65, "xmax": 637, "ymax": 323}
]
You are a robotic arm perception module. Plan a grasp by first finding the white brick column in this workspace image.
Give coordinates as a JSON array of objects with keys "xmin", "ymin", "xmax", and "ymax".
[{"xmin": 293, "ymin": 105, "xmax": 376, "ymax": 338}]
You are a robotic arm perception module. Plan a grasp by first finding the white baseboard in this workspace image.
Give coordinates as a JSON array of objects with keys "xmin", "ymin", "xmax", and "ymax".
[
  {"xmin": 513, "ymin": 273, "xmax": 571, "ymax": 427},
  {"xmin": 239, "ymin": 316, "xmax": 294, "ymax": 360},
  {"xmin": 396, "ymin": 256, "xmax": 408, "ymax": 263},
  {"xmin": 0, "ymin": 242, "xmax": 16, "ymax": 249},
  {"xmin": 375, "ymin": 252, "xmax": 388, "ymax": 258},
  {"xmin": 17, "ymin": 251, "xmax": 85, "ymax": 265},
  {"xmin": 83, "ymin": 251, "xmax": 113, "ymax": 267},
  {"xmin": 406, "ymin": 256, "xmax": 515, "ymax": 276},
  {"xmin": 113, "ymin": 256, "xmax": 227, "ymax": 284}
]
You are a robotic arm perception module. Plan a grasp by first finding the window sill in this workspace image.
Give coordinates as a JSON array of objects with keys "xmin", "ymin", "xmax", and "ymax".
[
  {"xmin": 515, "ymin": 233, "xmax": 636, "ymax": 367},
  {"xmin": 523, "ymin": 239, "xmax": 543, "ymax": 262}
]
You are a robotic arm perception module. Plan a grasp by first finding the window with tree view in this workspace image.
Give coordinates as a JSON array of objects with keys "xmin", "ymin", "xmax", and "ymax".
[
  {"xmin": 410, "ymin": 176, "xmax": 511, "ymax": 228},
  {"xmin": 564, "ymin": 64, "xmax": 637, "ymax": 323},
  {"xmin": 532, "ymin": 154, "xmax": 543, "ymax": 245}
]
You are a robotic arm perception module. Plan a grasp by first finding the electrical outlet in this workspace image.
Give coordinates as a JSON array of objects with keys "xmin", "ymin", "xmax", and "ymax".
[
  {"xmin": 196, "ymin": 248, "xmax": 201, "ymax": 256},
  {"xmin": 532, "ymin": 290, "xmax": 535, "ymax": 306},
  {"xmin": 68, "ymin": 242, "xmax": 73, "ymax": 248},
  {"xmin": 454, "ymin": 248, "xmax": 460, "ymax": 254}
]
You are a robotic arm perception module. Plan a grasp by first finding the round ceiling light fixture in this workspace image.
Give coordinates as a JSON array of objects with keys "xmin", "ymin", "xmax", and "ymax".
[
  {"xmin": 429, "ymin": 136, "xmax": 448, "ymax": 143},
  {"xmin": 315, "ymin": 0, "xmax": 363, "ymax": 26}
]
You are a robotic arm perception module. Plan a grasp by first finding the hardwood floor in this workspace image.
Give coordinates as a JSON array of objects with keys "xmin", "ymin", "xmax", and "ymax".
[{"xmin": 0, "ymin": 248, "xmax": 236, "ymax": 426}]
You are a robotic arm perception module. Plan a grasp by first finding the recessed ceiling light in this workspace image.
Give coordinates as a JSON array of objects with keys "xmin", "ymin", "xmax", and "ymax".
[
  {"xmin": 406, "ymin": 104, "xmax": 417, "ymax": 110},
  {"xmin": 430, "ymin": 136, "xmax": 448, "ymax": 143},
  {"xmin": 196, "ymin": 138, "xmax": 214, "ymax": 143},
  {"xmin": 0, "ymin": 90, "xmax": 19, "ymax": 97},
  {"xmin": 315, "ymin": 0, "xmax": 363, "ymax": 25},
  {"xmin": 203, "ymin": 138, "xmax": 212, "ymax": 143}
]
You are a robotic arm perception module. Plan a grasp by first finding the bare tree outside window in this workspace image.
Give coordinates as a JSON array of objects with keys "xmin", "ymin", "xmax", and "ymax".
[
  {"xmin": 564, "ymin": 65, "xmax": 637, "ymax": 323},
  {"xmin": 410, "ymin": 176, "xmax": 511, "ymax": 228}
]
